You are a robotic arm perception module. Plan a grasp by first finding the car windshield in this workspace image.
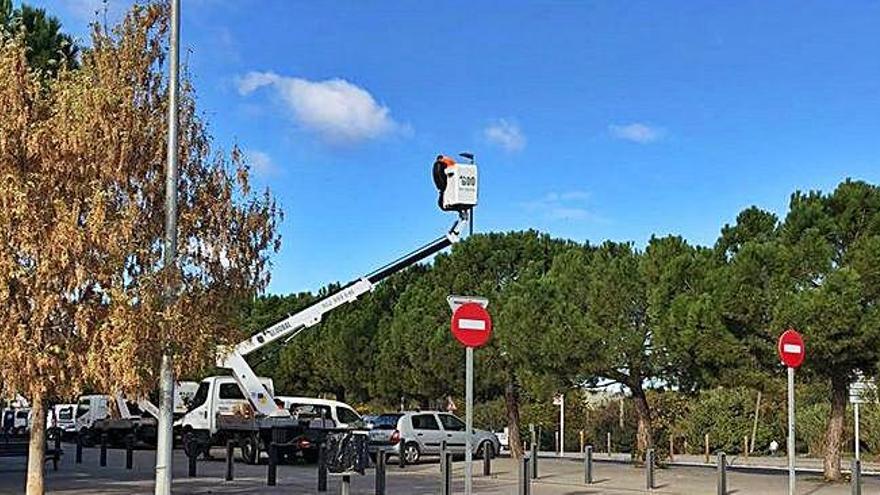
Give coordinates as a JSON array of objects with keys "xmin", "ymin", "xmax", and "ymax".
[{"xmin": 371, "ymin": 414, "xmax": 402, "ymax": 430}]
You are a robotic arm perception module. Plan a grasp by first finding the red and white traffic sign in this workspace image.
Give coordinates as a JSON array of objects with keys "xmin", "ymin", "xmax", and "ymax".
[
  {"xmin": 451, "ymin": 302, "xmax": 493, "ymax": 348},
  {"xmin": 777, "ymin": 329, "xmax": 805, "ymax": 369}
]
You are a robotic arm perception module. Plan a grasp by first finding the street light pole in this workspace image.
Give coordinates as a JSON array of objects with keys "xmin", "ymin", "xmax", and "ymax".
[{"xmin": 155, "ymin": 1, "xmax": 180, "ymax": 494}]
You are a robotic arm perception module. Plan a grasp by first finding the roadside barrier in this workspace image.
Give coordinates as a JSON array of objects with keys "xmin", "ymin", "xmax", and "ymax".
[
  {"xmin": 125, "ymin": 434, "xmax": 133, "ymax": 470},
  {"xmin": 717, "ymin": 451, "xmax": 727, "ymax": 495},
  {"xmin": 99, "ymin": 434, "xmax": 107, "ymax": 467},
  {"xmin": 374, "ymin": 448, "xmax": 386, "ymax": 495},
  {"xmin": 225, "ymin": 440, "xmax": 234, "ymax": 481},
  {"xmin": 584, "ymin": 445, "xmax": 593, "ymax": 484},
  {"xmin": 518, "ymin": 455, "xmax": 531, "ymax": 495}
]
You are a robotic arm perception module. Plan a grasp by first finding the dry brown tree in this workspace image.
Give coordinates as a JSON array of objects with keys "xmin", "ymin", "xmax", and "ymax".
[{"xmin": 0, "ymin": 3, "xmax": 280, "ymax": 492}]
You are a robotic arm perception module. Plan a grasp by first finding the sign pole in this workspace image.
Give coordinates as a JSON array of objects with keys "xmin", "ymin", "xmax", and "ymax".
[
  {"xmin": 787, "ymin": 365, "xmax": 795, "ymax": 495},
  {"xmin": 855, "ymin": 402, "xmax": 860, "ymax": 461},
  {"xmin": 465, "ymin": 346, "xmax": 474, "ymax": 495},
  {"xmin": 559, "ymin": 396, "xmax": 565, "ymax": 457}
]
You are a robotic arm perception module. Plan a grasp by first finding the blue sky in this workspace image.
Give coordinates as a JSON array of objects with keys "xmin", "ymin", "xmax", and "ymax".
[{"xmin": 34, "ymin": 1, "xmax": 880, "ymax": 294}]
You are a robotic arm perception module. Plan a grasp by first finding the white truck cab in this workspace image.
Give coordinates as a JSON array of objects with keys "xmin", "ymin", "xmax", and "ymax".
[
  {"xmin": 177, "ymin": 375, "xmax": 276, "ymax": 434},
  {"xmin": 75, "ymin": 395, "xmax": 110, "ymax": 432}
]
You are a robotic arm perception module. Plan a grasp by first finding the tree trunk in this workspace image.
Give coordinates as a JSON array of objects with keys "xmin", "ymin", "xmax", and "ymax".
[
  {"xmin": 504, "ymin": 377, "xmax": 524, "ymax": 459},
  {"xmin": 823, "ymin": 375, "xmax": 847, "ymax": 481},
  {"xmin": 26, "ymin": 394, "xmax": 46, "ymax": 495},
  {"xmin": 631, "ymin": 383, "xmax": 653, "ymax": 464}
]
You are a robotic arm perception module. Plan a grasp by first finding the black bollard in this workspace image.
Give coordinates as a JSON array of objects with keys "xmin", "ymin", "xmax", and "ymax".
[
  {"xmin": 317, "ymin": 443, "xmax": 328, "ymax": 492},
  {"xmin": 125, "ymin": 435, "xmax": 133, "ymax": 470},
  {"xmin": 375, "ymin": 448, "xmax": 386, "ymax": 495},
  {"xmin": 225, "ymin": 440, "xmax": 235, "ymax": 481},
  {"xmin": 267, "ymin": 443, "xmax": 277, "ymax": 486},
  {"xmin": 852, "ymin": 458, "xmax": 861, "ymax": 495},
  {"xmin": 99, "ymin": 434, "xmax": 107, "ymax": 467},
  {"xmin": 530, "ymin": 440, "xmax": 538, "ymax": 479},
  {"xmin": 188, "ymin": 449, "xmax": 197, "ymax": 477},
  {"xmin": 717, "ymin": 451, "xmax": 727, "ymax": 495},
  {"xmin": 483, "ymin": 445, "xmax": 491, "ymax": 476},
  {"xmin": 53, "ymin": 432, "xmax": 61, "ymax": 471},
  {"xmin": 519, "ymin": 455, "xmax": 531, "ymax": 495},
  {"xmin": 584, "ymin": 445, "xmax": 593, "ymax": 484},
  {"xmin": 75, "ymin": 434, "xmax": 82, "ymax": 464},
  {"xmin": 440, "ymin": 447, "xmax": 452, "ymax": 495},
  {"xmin": 646, "ymin": 448, "xmax": 655, "ymax": 490},
  {"xmin": 398, "ymin": 438, "xmax": 406, "ymax": 468}
]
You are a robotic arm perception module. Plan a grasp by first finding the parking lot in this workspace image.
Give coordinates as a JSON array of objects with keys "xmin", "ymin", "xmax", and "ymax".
[{"xmin": 0, "ymin": 443, "xmax": 877, "ymax": 494}]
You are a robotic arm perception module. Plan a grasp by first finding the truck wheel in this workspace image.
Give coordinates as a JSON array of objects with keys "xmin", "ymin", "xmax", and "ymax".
[{"xmin": 240, "ymin": 434, "xmax": 260, "ymax": 465}]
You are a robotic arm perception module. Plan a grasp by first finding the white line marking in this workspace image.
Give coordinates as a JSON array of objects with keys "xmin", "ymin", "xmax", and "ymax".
[
  {"xmin": 783, "ymin": 344, "xmax": 802, "ymax": 354},
  {"xmin": 459, "ymin": 319, "xmax": 486, "ymax": 331}
]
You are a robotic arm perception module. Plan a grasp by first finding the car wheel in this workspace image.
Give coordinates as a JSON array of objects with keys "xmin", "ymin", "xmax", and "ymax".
[
  {"xmin": 403, "ymin": 442, "xmax": 421, "ymax": 464},
  {"xmin": 240, "ymin": 434, "xmax": 260, "ymax": 465},
  {"xmin": 479, "ymin": 441, "xmax": 495, "ymax": 459}
]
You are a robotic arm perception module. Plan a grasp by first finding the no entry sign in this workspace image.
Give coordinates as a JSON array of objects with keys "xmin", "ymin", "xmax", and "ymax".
[
  {"xmin": 451, "ymin": 302, "xmax": 492, "ymax": 348},
  {"xmin": 777, "ymin": 329, "xmax": 805, "ymax": 369}
]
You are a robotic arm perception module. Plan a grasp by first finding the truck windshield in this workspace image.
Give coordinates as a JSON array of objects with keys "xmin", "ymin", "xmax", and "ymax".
[{"xmin": 188, "ymin": 383, "xmax": 209, "ymax": 412}]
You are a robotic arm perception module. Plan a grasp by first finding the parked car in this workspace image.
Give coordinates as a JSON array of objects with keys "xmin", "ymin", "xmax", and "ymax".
[
  {"xmin": 274, "ymin": 396, "xmax": 364, "ymax": 462},
  {"xmin": 367, "ymin": 411, "xmax": 500, "ymax": 464}
]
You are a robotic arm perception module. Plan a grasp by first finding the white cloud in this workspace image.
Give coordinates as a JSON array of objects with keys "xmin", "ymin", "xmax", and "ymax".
[
  {"xmin": 522, "ymin": 191, "xmax": 603, "ymax": 221},
  {"xmin": 246, "ymin": 150, "xmax": 277, "ymax": 177},
  {"xmin": 237, "ymin": 71, "xmax": 403, "ymax": 144},
  {"xmin": 483, "ymin": 119, "xmax": 525, "ymax": 152},
  {"xmin": 608, "ymin": 123, "xmax": 664, "ymax": 144}
]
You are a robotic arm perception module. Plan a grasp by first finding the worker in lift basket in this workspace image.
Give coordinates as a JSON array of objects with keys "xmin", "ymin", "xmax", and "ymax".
[{"xmin": 432, "ymin": 155, "xmax": 456, "ymax": 211}]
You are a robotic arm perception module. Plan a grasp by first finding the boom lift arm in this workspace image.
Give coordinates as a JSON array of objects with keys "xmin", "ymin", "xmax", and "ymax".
[{"xmin": 217, "ymin": 155, "xmax": 477, "ymax": 418}]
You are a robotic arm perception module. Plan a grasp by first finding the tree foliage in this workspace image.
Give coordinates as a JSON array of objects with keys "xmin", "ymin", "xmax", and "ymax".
[
  {"xmin": 0, "ymin": 0, "xmax": 78, "ymax": 76},
  {"xmin": 0, "ymin": 3, "xmax": 279, "ymax": 491}
]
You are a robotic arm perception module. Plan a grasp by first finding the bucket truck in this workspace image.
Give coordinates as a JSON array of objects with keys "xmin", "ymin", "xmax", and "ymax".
[{"xmin": 177, "ymin": 155, "xmax": 478, "ymax": 464}]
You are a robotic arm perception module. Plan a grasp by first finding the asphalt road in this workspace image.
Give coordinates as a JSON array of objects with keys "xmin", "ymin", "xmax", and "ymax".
[{"xmin": 0, "ymin": 443, "xmax": 876, "ymax": 494}]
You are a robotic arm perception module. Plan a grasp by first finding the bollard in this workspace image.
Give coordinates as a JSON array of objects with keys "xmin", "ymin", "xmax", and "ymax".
[
  {"xmin": 75, "ymin": 434, "xmax": 82, "ymax": 464},
  {"xmin": 225, "ymin": 440, "xmax": 234, "ymax": 481},
  {"xmin": 646, "ymin": 448, "xmax": 655, "ymax": 490},
  {"xmin": 341, "ymin": 474, "xmax": 351, "ymax": 495},
  {"xmin": 188, "ymin": 449, "xmax": 197, "ymax": 477},
  {"xmin": 705, "ymin": 433, "xmax": 710, "ymax": 463},
  {"xmin": 483, "ymin": 446, "xmax": 491, "ymax": 476},
  {"xmin": 607, "ymin": 432, "xmax": 612, "ymax": 455},
  {"xmin": 375, "ymin": 448, "xmax": 386, "ymax": 495},
  {"xmin": 317, "ymin": 443, "xmax": 328, "ymax": 492},
  {"xmin": 669, "ymin": 435, "xmax": 675, "ymax": 462},
  {"xmin": 440, "ymin": 450, "xmax": 452, "ymax": 495},
  {"xmin": 267, "ymin": 443, "xmax": 277, "ymax": 486},
  {"xmin": 53, "ymin": 433, "xmax": 61, "ymax": 471},
  {"xmin": 530, "ymin": 438, "xmax": 538, "ymax": 479},
  {"xmin": 584, "ymin": 445, "xmax": 593, "ymax": 484},
  {"xmin": 519, "ymin": 455, "xmax": 531, "ymax": 495},
  {"xmin": 440, "ymin": 441, "xmax": 450, "ymax": 495},
  {"xmin": 398, "ymin": 437, "xmax": 406, "ymax": 469},
  {"xmin": 99, "ymin": 434, "xmax": 107, "ymax": 467},
  {"xmin": 717, "ymin": 451, "xmax": 727, "ymax": 495},
  {"xmin": 852, "ymin": 458, "xmax": 861, "ymax": 495},
  {"xmin": 125, "ymin": 435, "xmax": 133, "ymax": 470},
  {"xmin": 579, "ymin": 430, "xmax": 585, "ymax": 454},
  {"xmin": 743, "ymin": 436, "xmax": 749, "ymax": 459}
]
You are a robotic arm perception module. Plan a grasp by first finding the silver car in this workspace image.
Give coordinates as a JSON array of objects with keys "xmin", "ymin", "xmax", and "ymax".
[{"xmin": 367, "ymin": 411, "xmax": 501, "ymax": 464}]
